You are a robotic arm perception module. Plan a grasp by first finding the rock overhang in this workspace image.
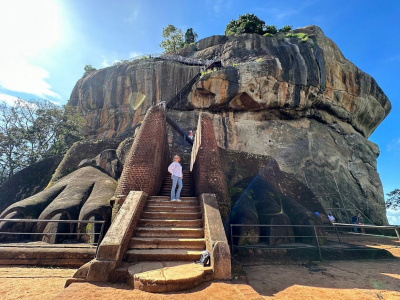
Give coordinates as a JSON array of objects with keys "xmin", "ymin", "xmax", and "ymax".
[{"xmin": 186, "ymin": 25, "xmax": 391, "ymax": 138}]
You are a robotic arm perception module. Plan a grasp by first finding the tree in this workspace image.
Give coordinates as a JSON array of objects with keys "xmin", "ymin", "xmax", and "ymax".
[
  {"xmin": 225, "ymin": 13, "xmax": 266, "ymax": 36},
  {"xmin": 84, "ymin": 65, "xmax": 97, "ymax": 76},
  {"xmin": 185, "ymin": 28, "xmax": 198, "ymax": 44},
  {"xmin": 0, "ymin": 99, "xmax": 85, "ymax": 184},
  {"xmin": 386, "ymin": 189, "xmax": 400, "ymax": 210},
  {"xmin": 279, "ymin": 25, "xmax": 293, "ymax": 32},
  {"xmin": 264, "ymin": 25, "xmax": 278, "ymax": 34},
  {"xmin": 160, "ymin": 24, "xmax": 184, "ymax": 53}
]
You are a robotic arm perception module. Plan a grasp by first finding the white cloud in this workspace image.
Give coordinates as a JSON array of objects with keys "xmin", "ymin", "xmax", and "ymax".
[
  {"xmin": 386, "ymin": 210, "xmax": 399, "ymax": 225},
  {"xmin": 0, "ymin": 94, "xmax": 38, "ymax": 109},
  {"xmin": 261, "ymin": 1, "xmax": 315, "ymax": 23},
  {"xmin": 386, "ymin": 137, "xmax": 400, "ymax": 152},
  {"xmin": 129, "ymin": 52, "xmax": 143, "ymax": 59},
  {"xmin": 101, "ymin": 56, "xmax": 110, "ymax": 68},
  {"xmin": 384, "ymin": 55, "xmax": 400, "ymax": 63},
  {"xmin": 211, "ymin": 0, "xmax": 232, "ymax": 17},
  {"xmin": 125, "ymin": 7, "xmax": 140, "ymax": 23},
  {"xmin": 0, "ymin": 94, "xmax": 20, "ymax": 106},
  {"xmin": 0, "ymin": 0, "xmax": 62, "ymax": 99}
]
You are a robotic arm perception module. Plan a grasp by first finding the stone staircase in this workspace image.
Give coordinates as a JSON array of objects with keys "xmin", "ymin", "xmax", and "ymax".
[
  {"xmin": 125, "ymin": 195, "xmax": 205, "ymax": 262},
  {"xmin": 159, "ymin": 170, "xmax": 193, "ymax": 197},
  {"xmin": 108, "ymin": 171, "xmax": 214, "ymax": 292}
]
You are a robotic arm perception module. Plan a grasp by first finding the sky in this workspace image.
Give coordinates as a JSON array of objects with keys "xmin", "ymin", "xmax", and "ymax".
[{"xmin": 0, "ymin": 0, "xmax": 399, "ymax": 224}]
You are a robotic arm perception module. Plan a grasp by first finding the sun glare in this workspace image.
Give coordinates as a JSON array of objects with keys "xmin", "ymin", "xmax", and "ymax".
[{"xmin": 0, "ymin": 0, "xmax": 62, "ymax": 57}]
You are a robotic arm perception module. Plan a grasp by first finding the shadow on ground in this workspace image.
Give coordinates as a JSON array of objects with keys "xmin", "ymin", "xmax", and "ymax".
[{"xmin": 243, "ymin": 258, "xmax": 400, "ymax": 297}]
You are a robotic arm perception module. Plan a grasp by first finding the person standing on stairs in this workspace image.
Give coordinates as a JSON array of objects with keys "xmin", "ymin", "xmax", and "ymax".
[{"xmin": 168, "ymin": 155, "xmax": 183, "ymax": 202}]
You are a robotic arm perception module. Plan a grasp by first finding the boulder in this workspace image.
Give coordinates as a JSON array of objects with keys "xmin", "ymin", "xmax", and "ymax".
[{"xmin": 65, "ymin": 26, "xmax": 391, "ymax": 225}]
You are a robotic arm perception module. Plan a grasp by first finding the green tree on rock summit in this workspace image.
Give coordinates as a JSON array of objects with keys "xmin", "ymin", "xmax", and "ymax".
[
  {"xmin": 185, "ymin": 28, "xmax": 198, "ymax": 44},
  {"xmin": 225, "ymin": 13, "xmax": 265, "ymax": 35},
  {"xmin": 160, "ymin": 24, "xmax": 185, "ymax": 53}
]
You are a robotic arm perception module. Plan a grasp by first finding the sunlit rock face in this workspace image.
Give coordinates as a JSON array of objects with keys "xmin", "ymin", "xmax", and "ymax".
[
  {"xmin": 66, "ymin": 25, "xmax": 390, "ymax": 225},
  {"xmin": 69, "ymin": 60, "xmax": 199, "ymax": 139},
  {"xmin": 188, "ymin": 26, "xmax": 390, "ymax": 138}
]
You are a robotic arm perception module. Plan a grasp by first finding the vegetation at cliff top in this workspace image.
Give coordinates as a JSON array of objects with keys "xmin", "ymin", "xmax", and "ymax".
[
  {"xmin": 386, "ymin": 188, "xmax": 400, "ymax": 210},
  {"xmin": 83, "ymin": 65, "xmax": 97, "ymax": 76},
  {"xmin": 160, "ymin": 24, "xmax": 198, "ymax": 53},
  {"xmin": 0, "ymin": 99, "xmax": 85, "ymax": 184},
  {"xmin": 225, "ymin": 13, "xmax": 294, "ymax": 36}
]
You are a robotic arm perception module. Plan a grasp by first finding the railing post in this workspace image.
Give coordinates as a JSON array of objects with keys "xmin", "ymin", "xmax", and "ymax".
[
  {"xmin": 95, "ymin": 221, "xmax": 105, "ymax": 257},
  {"xmin": 230, "ymin": 224, "xmax": 234, "ymax": 255},
  {"xmin": 395, "ymin": 226, "xmax": 400, "ymax": 242},
  {"xmin": 313, "ymin": 225, "xmax": 323, "ymax": 261},
  {"xmin": 334, "ymin": 224, "xmax": 341, "ymax": 243}
]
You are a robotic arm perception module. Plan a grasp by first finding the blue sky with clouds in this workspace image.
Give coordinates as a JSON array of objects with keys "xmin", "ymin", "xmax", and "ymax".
[{"xmin": 0, "ymin": 0, "xmax": 399, "ymax": 224}]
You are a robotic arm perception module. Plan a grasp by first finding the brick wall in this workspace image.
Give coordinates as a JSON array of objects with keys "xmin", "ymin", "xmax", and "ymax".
[
  {"xmin": 112, "ymin": 105, "xmax": 169, "ymax": 204},
  {"xmin": 191, "ymin": 113, "xmax": 230, "ymax": 221}
]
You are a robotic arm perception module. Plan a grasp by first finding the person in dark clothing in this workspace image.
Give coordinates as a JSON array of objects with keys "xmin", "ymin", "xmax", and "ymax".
[{"xmin": 352, "ymin": 215, "xmax": 358, "ymax": 232}]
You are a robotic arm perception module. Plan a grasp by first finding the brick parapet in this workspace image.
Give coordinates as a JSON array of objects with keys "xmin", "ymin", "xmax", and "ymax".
[
  {"xmin": 113, "ymin": 105, "xmax": 169, "ymax": 202},
  {"xmin": 191, "ymin": 113, "xmax": 230, "ymax": 221},
  {"xmin": 200, "ymin": 193, "xmax": 231, "ymax": 280}
]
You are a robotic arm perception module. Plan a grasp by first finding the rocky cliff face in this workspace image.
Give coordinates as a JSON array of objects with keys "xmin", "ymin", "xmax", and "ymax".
[
  {"xmin": 70, "ymin": 60, "xmax": 199, "ymax": 139},
  {"xmin": 67, "ymin": 25, "xmax": 390, "ymax": 224}
]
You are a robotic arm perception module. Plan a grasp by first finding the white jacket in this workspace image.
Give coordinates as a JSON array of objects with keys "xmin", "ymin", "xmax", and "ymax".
[{"xmin": 168, "ymin": 161, "xmax": 182, "ymax": 177}]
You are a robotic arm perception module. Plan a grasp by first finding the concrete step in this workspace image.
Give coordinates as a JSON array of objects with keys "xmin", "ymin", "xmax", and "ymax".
[
  {"xmin": 160, "ymin": 188, "xmax": 193, "ymax": 192},
  {"xmin": 161, "ymin": 183, "xmax": 192, "ymax": 186},
  {"xmin": 111, "ymin": 261, "xmax": 213, "ymax": 292},
  {"xmin": 138, "ymin": 218, "xmax": 203, "ymax": 228},
  {"xmin": 145, "ymin": 205, "xmax": 201, "ymax": 212},
  {"xmin": 125, "ymin": 249, "xmax": 203, "ymax": 262},
  {"xmin": 131, "ymin": 263, "xmax": 208, "ymax": 292},
  {"xmin": 147, "ymin": 199, "xmax": 199, "ymax": 206},
  {"xmin": 142, "ymin": 211, "xmax": 202, "ymax": 220},
  {"xmin": 134, "ymin": 227, "xmax": 204, "ymax": 238},
  {"xmin": 129, "ymin": 237, "xmax": 205, "ymax": 249},
  {"xmin": 149, "ymin": 196, "xmax": 198, "ymax": 202},
  {"xmin": 159, "ymin": 193, "xmax": 194, "ymax": 197}
]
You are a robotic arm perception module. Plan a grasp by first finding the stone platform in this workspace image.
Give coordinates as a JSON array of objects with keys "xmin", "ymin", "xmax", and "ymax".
[
  {"xmin": 110, "ymin": 261, "xmax": 213, "ymax": 293},
  {"xmin": 0, "ymin": 241, "xmax": 95, "ymax": 267}
]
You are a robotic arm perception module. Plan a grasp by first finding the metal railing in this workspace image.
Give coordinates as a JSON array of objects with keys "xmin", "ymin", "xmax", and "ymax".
[
  {"xmin": 0, "ymin": 218, "xmax": 106, "ymax": 255},
  {"xmin": 230, "ymin": 223, "xmax": 400, "ymax": 261},
  {"xmin": 113, "ymin": 52, "xmax": 220, "ymax": 69}
]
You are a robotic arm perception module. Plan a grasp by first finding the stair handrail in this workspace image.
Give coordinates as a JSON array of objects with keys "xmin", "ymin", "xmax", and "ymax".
[
  {"xmin": 165, "ymin": 115, "xmax": 194, "ymax": 145},
  {"xmin": 190, "ymin": 117, "xmax": 202, "ymax": 171},
  {"xmin": 200, "ymin": 193, "xmax": 231, "ymax": 280},
  {"xmin": 166, "ymin": 73, "xmax": 201, "ymax": 109}
]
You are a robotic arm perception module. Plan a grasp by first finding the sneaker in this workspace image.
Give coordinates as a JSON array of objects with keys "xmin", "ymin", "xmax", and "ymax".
[
  {"xmin": 171, "ymin": 199, "xmax": 176, "ymax": 202},
  {"xmin": 176, "ymin": 199, "xmax": 182, "ymax": 202}
]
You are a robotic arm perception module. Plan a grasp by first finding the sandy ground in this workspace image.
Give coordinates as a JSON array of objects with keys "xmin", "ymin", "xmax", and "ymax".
[
  {"xmin": 1, "ymin": 258, "xmax": 399, "ymax": 300},
  {"xmin": 0, "ymin": 237, "xmax": 399, "ymax": 300}
]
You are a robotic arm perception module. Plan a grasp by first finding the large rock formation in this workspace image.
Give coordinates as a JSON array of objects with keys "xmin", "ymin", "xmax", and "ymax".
[
  {"xmin": 66, "ymin": 25, "xmax": 390, "ymax": 225},
  {"xmin": 0, "ymin": 25, "xmax": 391, "ymax": 241}
]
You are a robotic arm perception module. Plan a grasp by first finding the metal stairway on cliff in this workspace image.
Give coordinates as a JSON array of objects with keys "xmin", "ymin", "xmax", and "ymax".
[
  {"xmin": 166, "ymin": 73, "xmax": 201, "ymax": 109},
  {"xmin": 166, "ymin": 116, "xmax": 194, "ymax": 146}
]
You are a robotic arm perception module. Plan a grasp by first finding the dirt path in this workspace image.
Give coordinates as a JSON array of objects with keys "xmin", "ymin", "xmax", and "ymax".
[
  {"xmin": 1, "ymin": 259, "xmax": 399, "ymax": 300},
  {"xmin": 244, "ymin": 259, "xmax": 400, "ymax": 299},
  {"xmin": 0, "ymin": 266, "xmax": 75, "ymax": 300},
  {"xmin": 0, "ymin": 237, "xmax": 399, "ymax": 299}
]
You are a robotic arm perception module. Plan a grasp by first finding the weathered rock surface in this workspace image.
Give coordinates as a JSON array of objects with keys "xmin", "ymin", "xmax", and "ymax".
[
  {"xmin": 187, "ymin": 27, "xmax": 390, "ymax": 138},
  {"xmin": 211, "ymin": 114, "xmax": 387, "ymax": 225},
  {"xmin": 69, "ymin": 60, "xmax": 200, "ymax": 139},
  {"xmin": 0, "ymin": 156, "xmax": 62, "ymax": 213},
  {"xmin": 0, "ymin": 167, "xmax": 117, "ymax": 243},
  {"xmin": 219, "ymin": 149, "xmax": 327, "ymax": 245},
  {"xmin": 50, "ymin": 139, "xmax": 121, "ymax": 185},
  {"xmin": 78, "ymin": 149, "xmax": 122, "ymax": 180},
  {"xmin": 2, "ymin": 25, "xmax": 389, "ymax": 235}
]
